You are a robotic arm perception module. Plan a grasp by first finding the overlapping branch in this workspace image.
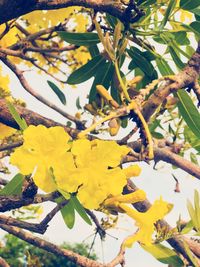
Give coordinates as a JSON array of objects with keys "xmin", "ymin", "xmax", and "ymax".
[
  {"xmin": 0, "ymin": 224, "xmax": 106, "ymax": 267},
  {"xmin": 0, "ymin": 0, "xmax": 144, "ymax": 25},
  {"xmin": 1, "ymin": 98, "xmax": 200, "ymax": 179},
  {"xmin": 142, "ymin": 41, "xmax": 200, "ymax": 122}
]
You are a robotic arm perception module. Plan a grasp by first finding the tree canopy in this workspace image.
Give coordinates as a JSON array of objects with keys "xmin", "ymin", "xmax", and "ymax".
[{"xmin": 0, "ymin": 0, "xmax": 200, "ymax": 266}]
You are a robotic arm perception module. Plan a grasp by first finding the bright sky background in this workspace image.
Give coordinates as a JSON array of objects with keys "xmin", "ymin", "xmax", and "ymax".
[{"xmin": 1, "ymin": 39, "xmax": 200, "ymax": 266}]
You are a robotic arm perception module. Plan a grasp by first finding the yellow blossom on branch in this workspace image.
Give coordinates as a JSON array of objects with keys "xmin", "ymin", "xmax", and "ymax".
[
  {"xmin": 120, "ymin": 198, "xmax": 173, "ymax": 247},
  {"xmin": 55, "ymin": 139, "xmax": 133, "ymax": 209},
  {"xmin": 10, "ymin": 125, "xmax": 141, "ymax": 209},
  {"xmin": 10, "ymin": 125, "xmax": 71, "ymax": 192}
]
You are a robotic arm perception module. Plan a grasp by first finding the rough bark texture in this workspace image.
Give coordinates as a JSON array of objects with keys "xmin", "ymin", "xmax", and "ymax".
[
  {"xmin": 0, "ymin": 0, "xmax": 124, "ymax": 25},
  {"xmin": 142, "ymin": 41, "xmax": 200, "ymax": 122},
  {"xmin": 0, "ymin": 99, "xmax": 78, "ymax": 138}
]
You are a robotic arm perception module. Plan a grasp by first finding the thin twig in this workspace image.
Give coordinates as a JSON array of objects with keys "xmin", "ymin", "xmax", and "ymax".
[
  {"xmin": 0, "ymin": 55, "xmax": 85, "ymax": 129},
  {"xmin": 0, "ymin": 224, "xmax": 106, "ymax": 267}
]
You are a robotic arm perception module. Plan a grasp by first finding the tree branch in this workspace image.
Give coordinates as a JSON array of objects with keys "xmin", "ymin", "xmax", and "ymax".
[
  {"xmin": 0, "ymin": 98, "xmax": 78, "ymax": 138},
  {"xmin": 0, "ymin": 56, "xmax": 85, "ymax": 129},
  {"xmin": 142, "ymin": 41, "xmax": 200, "ymax": 122},
  {"xmin": 0, "ymin": 199, "xmax": 68, "ymax": 234},
  {"xmin": 0, "ymin": 191, "xmax": 61, "ymax": 212},
  {"xmin": 123, "ymin": 180, "xmax": 200, "ymax": 265},
  {"xmin": 0, "ymin": 0, "xmax": 139, "ymax": 25},
  {"xmin": 0, "ymin": 257, "xmax": 10, "ymax": 267},
  {"xmin": 154, "ymin": 146, "xmax": 200, "ymax": 179},
  {"xmin": 0, "ymin": 224, "xmax": 107, "ymax": 267}
]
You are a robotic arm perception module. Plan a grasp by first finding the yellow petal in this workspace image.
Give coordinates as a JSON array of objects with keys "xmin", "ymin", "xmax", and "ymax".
[
  {"xmin": 123, "ymin": 165, "xmax": 141, "ymax": 178},
  {"xmin": 0, "ymin": 123, "xmax": 16, "ymax": 140}
]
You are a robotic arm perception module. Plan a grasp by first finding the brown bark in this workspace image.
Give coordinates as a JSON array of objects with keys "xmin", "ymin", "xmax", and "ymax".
[
  {"xmin": 0, "ymin": 224, "xmax": 106, "ymax": 267},
  {"xmin": 142, "ymin": 41, "xmax": 200, "ymax": 122},
  {"xmin": 0, "ymin": 257, "xmax": 10, "ymax": 267},
  {"xmin": 0, "ymin": 0, "xmax": 124, "ymax": 25},
  {"xmin": 0, "ymin": 98, "xmax": 78, "ymax": 138}
]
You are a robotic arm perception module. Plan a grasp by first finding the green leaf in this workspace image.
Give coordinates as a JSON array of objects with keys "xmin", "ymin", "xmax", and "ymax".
[
  {"xmin": 156, "ymin": 58, "xmax": 174, "ymax": 76},
  {"xmin": 184, "ymin": 126, "xmax": 200, "ymax": 152},
  {"xmin": 7, "ymin": 102, "xmax": 28, "ymax": 130},
  {"xmin": 152, "ymin": 132, "xmax": 164, "ymax": 139},
  {"xmin": 76, "ymin": 97, "xmax": 82, "ymax": 110},
  {"xmin": 173, "ymin": 32, "xmax": 190, "ymax": 46},
  {"xmin": 58, "ymin": 32, "xmax": 100, "ymax": 46},
  {"xmin": 121, "ymin": 117, "xmax": 128, "ymax": 128},
  {"xmin": 183, "ymin": 240, "xmax": 200, "ymax": 267},
  {"xmin": 67, "ymin": 55, "xmax": 106, "ymax": 84},
  {"xmin": 194, "ymin": 190, "xmax": 200, "ymax": 230},
  {"xmin": 128, "ymin": 48, "xmax": 154, "ymax": 77},
  {"xmin": 47, "ymin": 80, "xmax": 66, "ymax": 105},
  {"xmin": 0, "ymin": 173, "xmax": 24, "ymax": 196},
  {"xmin": 181, "ymin": 220, "xmax": 194, "ymax": 234},
  {"xmin": 156, "ymin": 58, "xmax": 200, "ymax": 141},
  {"xmin": 177, "ymin": 90, "xmax": 200, "ymax": 139},
  {"xmin": 71, "ymin": 196, "xmax": 92, "ymax": 226},
  {"xmin": 180, "ymin": 0, "xmax": 200, "ymax": 11},
  {"xmin": 141, "ymin": 243, "xmax": 184, "ymax": 266},
  {"xmin": 138, "ymin": 0, "xmax": 157, "ymax": 7},
  {"xmin": 160, "ymin": 0, "xmax": 176, "ymax": 29},
  {"xmin": 60, "ymin": 199, "xmax": 75, "ymax": 229},
  {"xmin": 58, "ymin": 188, "xmax": 70, "ymax": 200},
  {"xmin": 88, "ymin": 45, "xmax": 100, "ymax": 58},
  {"xmin": 192, "ymin": 8, "xmax": 200, "ymax": 17},
  {"xmin": 106, "ymin": 14, "xmax": 118, "ymax": 28},
  {"xmin": 190, "ymin": 21, "xmax": 200, "ymax": 36},
  {"xmin": 190, "ymin": 152, "xmax": 198, "ymax": 165},
  {"xmin": 169, "ymin": 47, "xmax": 185, "ymax": 69},
  {"xmin": 187, "ymin": 200, "xmax": 197, "ymax": 226},
  {"xmin": 89, "ymin": 62, "xmax": 114, "ymax": 103}
]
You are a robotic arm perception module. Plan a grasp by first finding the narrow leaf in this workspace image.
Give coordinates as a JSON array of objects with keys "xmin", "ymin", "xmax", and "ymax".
[
  {"xmin": 181, "ymin": 220, "xmax": 194, "ymax": 234},
  {"xmin": 177, "ymin": 90, "xmax": 200, "ymax": 139},
  {"xmin": 194, "ymin": 190, "xmax": 200, "ymax": 231},
  {"xmin": 0, "ymin": 173, "xmax": 24, "ymax": 196},
  {"xmin": 88, "ymin": 45, "xmax": 100, "ymax": 58},
  {"xmin": 67, "ymin": 55, "xmax": 106, "ymax": 85},
  {"xmin": 60, "ymin": 199, "xmax": 75, "ymax": 229},
  {"xmin": 142, "ymin": 243, "xmax": 184, "ymax": 266},
  {"xmin": 183, "ymin": 240, "xmax": 200, "ymax": 267},
  {"xmin": 187, "ymin": 200, "xmax": 197, "ymax": 226},
  {"xmin": 7, "ymin": 102, "xmax": 28, "ymax": 130},
  {"xmin": 47, "ymin": 81, "xmax": 66, "ymax": 105},
  {"xmin": 76, "ymin": 97, "xmax": 82, "ymax": 110},
  {"xmin": 89, "ymin": 62, "xmax": 114, "ymax": 103},
  {"xmin": 169, "ymin": 47, "xmax": 185, "ymax": 69},
  {"xmin": 180, "ymin": 0, "xmax": 200, "ymax": 11},
  {"xmin": 160, "ymin": 0, "xmax": 176, "ymax": 29},
  {"xmin": 128, "ymin": 48, "xmax": 154, "ymax": 77},
  {"xmin": 71, "ymin": 196, "xmax": 92, "ymax": 225},
  {"xmin": 58, "ymin": 32, "xmax": 100, "ymax": 46},
  {"xmin": 106, "ymin": 14, "xmax": 118, "ymax": 28}
]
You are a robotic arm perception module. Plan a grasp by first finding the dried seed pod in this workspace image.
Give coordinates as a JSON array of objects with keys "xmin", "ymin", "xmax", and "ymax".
[{"xmin": 108, "ymin": 118, "xmax": 120, "ymax": 136}]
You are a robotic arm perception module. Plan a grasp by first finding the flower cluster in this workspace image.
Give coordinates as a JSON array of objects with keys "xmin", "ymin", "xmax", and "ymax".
[{"xmin": 10, "ymin": 125, "xmax": 140, "ymax": 209}]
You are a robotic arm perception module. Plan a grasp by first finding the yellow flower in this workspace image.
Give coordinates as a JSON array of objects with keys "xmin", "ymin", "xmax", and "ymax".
[
  {"xmin": 0, "ymin": 123, "xmax": 16, "ymax": 140},
  {"xmin": 55, "ymin": 139, "xmax": 131, "ymax": 209},
  {"xmin": 122, "ymin": 165, "xmax": 141, "ymax": 178},
  {"xmin": 0, "ymin": 25, "xmax": 20, "ymax": 47},
  {"xmin": 10, "ymin": 125, "xmax": 137, "ymax": 209},
  {"xmin": 67, "ymin": 47, "xmax": 91, "ymax": 70},
  {"xmin": 10, "ymin": 125, "xmax": 71, "ymax": 192},
  {"xmin": 120, "ymin": 197, "xmax": 173, "ymax": 247}
]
